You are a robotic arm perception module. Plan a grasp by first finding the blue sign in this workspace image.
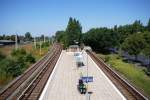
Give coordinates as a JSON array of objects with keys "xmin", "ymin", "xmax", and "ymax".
[{"xmin": 81, "ymin": 76, "xmax": 93, "ymax": 83}]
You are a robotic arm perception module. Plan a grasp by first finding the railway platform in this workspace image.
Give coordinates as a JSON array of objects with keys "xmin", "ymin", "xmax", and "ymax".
[{"xmin": 39, "ymin": 50, "xmax": 126, "ymax": 100}]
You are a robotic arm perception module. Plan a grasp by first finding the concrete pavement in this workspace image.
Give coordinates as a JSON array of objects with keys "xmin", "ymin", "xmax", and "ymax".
[{"xmin": 39, "ymin": 50, "xmax": 126, "ymax": 100}]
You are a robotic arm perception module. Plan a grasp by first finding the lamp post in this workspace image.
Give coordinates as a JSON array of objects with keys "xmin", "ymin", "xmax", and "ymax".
[
  {"xmin": 88, "ymin": 91, "xmax": 93, "ymax": 100},
  {"xmin": 86, "ymin": 50, "xmax": 89, "ymax": 100},
  {"xmin": 86, "ymin": 50, "xmax": 93, "ymax": 100},
  {"xmin": 74, "ymin": 40, "xmax": 79, "ymax": 51}
]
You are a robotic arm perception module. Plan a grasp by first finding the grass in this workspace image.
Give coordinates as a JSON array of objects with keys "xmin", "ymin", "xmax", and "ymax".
[
  {"xmin": 32, "ymin": 46, "xmax": 49, "ymax": 60},
  {"xmin": 20, "ymin": 43, "xmax": 50, "ymax": 60},
  {"xmin": 0, "ymin": 43, "xmax": 50, "ymax": 89},
  {"xmin": 0, "ymin": 59, "xmax": 13, "ymax": 87},
  {"xmin": 97, "ymin": 53, "xmax": 150, "ymax": 98},
  {"xmin": 0, "ymin": 43, "xmax": 50, "ymax": 60},
  {"xmin": 0, "ymin": 45, "xmax": 15, "ymax": 56}
]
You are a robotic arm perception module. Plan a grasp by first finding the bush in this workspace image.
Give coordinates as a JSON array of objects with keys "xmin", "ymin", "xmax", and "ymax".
[
  {"xmin": 3, "ymin": 59, "xmax": 22, "ymax": 77},
  {"xmin": 36, "ymin": 42, "xmax": 49, "ymax": 49},
  {"xmin": 105, "ymin": 56, "xmax": 110, "ymax": 62},
  {"xmin": 1, "ymin": 55, "xmax": 27, "ymax": 77},
  {"xmin": 116, "ymin": 55, "xmax": 121, "ymax": 59},
  {"xmin": 0, "ymin": 48, "xmax": 37, "ymax": 83},
  {"xmin": 11, "ymin": 48, "xmax": 26, "ymax": 57},
  {"xmin": 145, "ymin": 67, "xmax": 150, "ymax": 76},
  {"xmin": 0, "ymin": 48, "xmax": 36, "ymax": 80},
  {"xmin": 42, "ymin": 42, "xmax": 49, "ymax": 47},
  {"xmin": 19, "ymin": 48, "xmax": 26, "ymax": 55},
  {"xmin": 0, "ymin": 59, "xmax": 9, "ymax": 76},
  {"xmin": 0, "ymin": 51, "xmax": 5, "ymax": 60},
  {"xmin": 25, "ymin": 53, "xmax": 36, "ymax": 63},
  {"xmin": 11, "ymin": 49, "xmax": 17, "ymax": 56}
]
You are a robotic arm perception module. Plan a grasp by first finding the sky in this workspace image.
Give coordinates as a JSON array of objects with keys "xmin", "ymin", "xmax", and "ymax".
[{"xmin": 0, "ymin": 0, "xmax": 150, "ymax": 36}]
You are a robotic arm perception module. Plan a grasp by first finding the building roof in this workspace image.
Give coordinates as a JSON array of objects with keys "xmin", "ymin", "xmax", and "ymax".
[
  {"xmin": 0, "ymin": 40, "xmax": 15, "ymax": 43},
  {"xmin": 69, "ymin": 45, "xmax": 79, "ymax": 48}
]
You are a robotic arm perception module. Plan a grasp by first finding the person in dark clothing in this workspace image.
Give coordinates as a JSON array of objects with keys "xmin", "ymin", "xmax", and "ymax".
[{"xmin": 78, "ymin": 79, "xmax": 87, "ymax": 94}]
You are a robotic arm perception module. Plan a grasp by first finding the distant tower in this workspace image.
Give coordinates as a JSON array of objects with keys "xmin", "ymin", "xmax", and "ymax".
[{"xmin": 15, "ymin": 34, "xmax": 18, "ymax": 50}]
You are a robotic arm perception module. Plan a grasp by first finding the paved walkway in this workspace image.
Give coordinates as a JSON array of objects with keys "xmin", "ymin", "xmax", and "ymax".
[{"xmin": 39, "ymin": 50, "xmax": 126, "ymax": 100}]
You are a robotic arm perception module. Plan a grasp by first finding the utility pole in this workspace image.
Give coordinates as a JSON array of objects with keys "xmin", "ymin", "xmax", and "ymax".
[
  {"xmin": 15, "ymin": 34, "xmax": 18, "ymax": 50},
  {"xmin": 40, "ymin": 41, "xmax": 42, "ymax": 55},
  {"xmin": 49, "ymin": 37, "xmax": 51, "ymax": 44},
  {"xmin": 52, "ymin": 37, "xmax": 54, "ymax": 44},
  {"xmin": 34, "ymin": 37, "xmax": 36, "ymax": 49},
  {"xmin": 44, "ymin": 35, "xmax": 45, "ymax": 43},
  {"xmin": 86, "ymin": 51, "xmax": 89, "ymax": 100}
]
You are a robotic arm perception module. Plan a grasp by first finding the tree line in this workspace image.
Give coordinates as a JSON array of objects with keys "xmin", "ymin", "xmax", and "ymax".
[
  {"xmin": 0, "ymin": 32, "xmax": 51, "ymax": 43},
  {"xmin": 0, "ymin": 32, "xmax": 33, "ymax": 42},
  {"xmin": 55, "ymin": 17, "xmax": 82, "ymax": 48},
  {"xmin": 55, "ymin": 18, "xmax": 150, "ymax": 58},
  {"xmin": 83, "ymin": 19, "xmax": 150, "ymax": 53}
]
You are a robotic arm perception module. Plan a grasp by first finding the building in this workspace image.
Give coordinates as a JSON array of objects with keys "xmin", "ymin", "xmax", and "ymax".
[
  {"xmin": 0, "ymin": 40, "xmax": 15, "ymax": 46},
  {"xmin": 67, "ymin": 45, "xmax": 80, "ymax": 52}
]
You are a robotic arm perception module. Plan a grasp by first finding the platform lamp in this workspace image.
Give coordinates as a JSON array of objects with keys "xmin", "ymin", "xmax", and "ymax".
[
  {"xmin": 74, "ymin": 40, "xmax": 79, "ymax": 52},
  {"xmin": 86, "ymin": 50, "xmax": 89, "ymax": 100},
  {"xmin": 88, "ymin": 91, "xmax": 93, "ymax": 100}
]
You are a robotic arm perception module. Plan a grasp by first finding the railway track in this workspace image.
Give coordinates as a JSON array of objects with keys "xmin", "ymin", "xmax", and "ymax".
[
  {"xmin": 87, "ymin": 50, "xmax": 148, "ymax": 100},
  {"xmin": 0, "ymin": 43, "xmax": 62, "ymax": 100},
  {"xmin": 18, "ymin": 44, "xmax": 62, "ymax": 99}
]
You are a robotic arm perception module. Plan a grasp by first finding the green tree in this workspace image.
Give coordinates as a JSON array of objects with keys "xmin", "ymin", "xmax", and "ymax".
[
  {"xmin": 25, "ymin": 32, "xmax": 32, "ymax": 41},
  {"xmin": 117, "ymin": 25, "xmax": 134, "ymax": 44},
  {"xmin": 116, "ymin": 20, "xmax": 144, "ymax": 45},
  {"xmin": 147, "ymin": 18, "xmax": 150, "ymax": 32},
  {"xmin": 10, "ymin": 35, "xmax": 15, "ymax": 41},
  {"xmin": 122, "ymin": 33, "xmax": 146, "ymax": 61},
  {"xmin": 55, "ymin": 31, "xmax": 65, "ymax": 42},
  {"xmin": 66, "ymin": 17, "xmax": 82, "ymax": 46},
  {"xmin": 132, "ymin": 20, "xmax": 144, "ymax": 33},
  {"xmin": 114, "ymin": 25, "xmax": 118, "ymax": 31},
  {"xmin": 55, "ymin": 31, "xmax": 67, "ymax": 48},
  {"xmin": 83, "ymin": 28, "xmax": 119, "ymax": 52},
  {"xmin": 0, "ymin": 35, "xmax": 3, "ymax": 40},
  {"xmin": 40, "ymin": 34, "xmax": 44, "ymax": 41},
  {"xmin": 142, "ymin": 32, "xmax": 150, "ymax": 66},
  {"xmin": 25, "ymin": 53, "xmax": 35, "ymax": 63}
]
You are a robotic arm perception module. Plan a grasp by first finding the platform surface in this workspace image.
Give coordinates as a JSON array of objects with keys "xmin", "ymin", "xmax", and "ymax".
[{"xmin": 39, "ymin": 50, "xmax": 126, "ymax": 100}]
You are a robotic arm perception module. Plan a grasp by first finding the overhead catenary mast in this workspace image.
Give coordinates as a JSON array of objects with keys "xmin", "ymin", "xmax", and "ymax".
[
  {"xmin": 15, "ymin": 34, "xmax": 18, "ymax": 50},
  {"xmin": 44, "ymin": 35, "xmax": 45, "ymax": 43},
  {"xmin": 49, "ymin": 37, "xmax": 51, "ymax": 44},
  {"xmin": 34, "ymin": 37, "xmax": 36, "ymax": 49},
  {"xmin": 40, "ymin": 40, "xmax": 42, "ymax": 55}
]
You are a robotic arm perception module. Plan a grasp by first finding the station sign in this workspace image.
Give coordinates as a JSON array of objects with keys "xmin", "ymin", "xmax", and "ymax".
[{"xmin": 81, "ymin": 76, "xmax": 93, "ymax": 83}]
